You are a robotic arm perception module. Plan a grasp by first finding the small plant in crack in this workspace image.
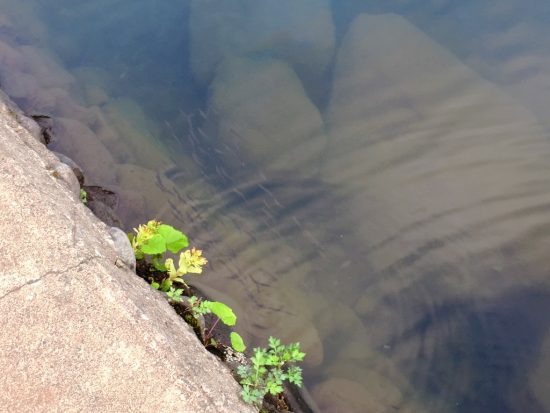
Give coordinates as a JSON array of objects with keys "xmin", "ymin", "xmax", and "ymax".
[
  {"xmin": 129, "ymin": 220, "xmax": 309, "ymax": 410},
  {"xmin": 185, "ymin": 295, "xmax": 246, "ymax": 353},
  {"xmin": 79, "ymin": 188, "xmax": 87, "ymax": 204},
  {"xmin": 237, "ymin": 337, "xmax": 305, "ymax": 408},
  {"xmin": 129, "ymin": 220, "xmax": 189, "ymax": 270},
  {"xmin": 164, "ymin": 286, "xmax": 184, "ymax": 302}
]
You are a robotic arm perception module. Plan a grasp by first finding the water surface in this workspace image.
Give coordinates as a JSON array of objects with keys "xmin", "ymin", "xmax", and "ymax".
[{"xmin": 2, "ymin": 1, "xmax": 550, "ymax": 411}]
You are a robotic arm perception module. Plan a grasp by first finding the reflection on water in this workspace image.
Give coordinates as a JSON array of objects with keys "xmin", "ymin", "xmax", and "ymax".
[{"xmin": 2, "ymin": 0, "xmax": 550, "ymax": 411}]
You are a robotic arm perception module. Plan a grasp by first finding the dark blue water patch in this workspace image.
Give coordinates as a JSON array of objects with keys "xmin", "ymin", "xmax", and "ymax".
[{"xmin": 396, "ymin": 288, "xmax": 550, "ymax": 412}]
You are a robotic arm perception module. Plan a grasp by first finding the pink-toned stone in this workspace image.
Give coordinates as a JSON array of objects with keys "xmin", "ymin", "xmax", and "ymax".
[{"xmin": 0, "ymin": 90, "xmax": 255, "ymax": 413}]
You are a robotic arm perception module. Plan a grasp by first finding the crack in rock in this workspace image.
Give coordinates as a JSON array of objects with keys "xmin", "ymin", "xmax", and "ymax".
[{"xmin": 0, "ymin": 255, "xmax": 102, "ymax": 301}]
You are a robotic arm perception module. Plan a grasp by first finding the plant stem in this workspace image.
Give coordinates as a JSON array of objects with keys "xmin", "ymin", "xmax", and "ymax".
[{"xmin": 204, "ymin": 317, "xmax": 221, "ymax": 341}]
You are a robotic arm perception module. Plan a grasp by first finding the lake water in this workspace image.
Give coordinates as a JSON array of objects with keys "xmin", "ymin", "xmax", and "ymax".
[{"xmin": 2, "ymin": 1, "xmax": 550, "ymax": 411}]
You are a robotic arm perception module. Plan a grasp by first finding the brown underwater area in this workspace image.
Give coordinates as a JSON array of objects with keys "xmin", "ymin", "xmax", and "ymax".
[{"xmin": 3, "ymin": 0, "xmax": 550, "ymax": 411}]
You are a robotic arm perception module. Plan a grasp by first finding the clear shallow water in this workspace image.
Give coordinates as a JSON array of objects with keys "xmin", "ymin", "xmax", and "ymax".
[{"xmin": 3, "ymin": 1, "xmax": 550, "ymax": 411}]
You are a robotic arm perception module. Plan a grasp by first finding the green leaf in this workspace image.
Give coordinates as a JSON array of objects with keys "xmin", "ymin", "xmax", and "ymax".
[
  {"xmin": 252, "ymin": 348, "xmax": 267, "ymax": 367},
  {"xmin": 237, "ymin": 365, "xmax": 249, "ymax": 378},
  {"xmin": 230, "ymin": 332, "xmax": 246, "ymax": 352},
  {"xmin": 206, "ymin": 301, "xmax": 237, "ymax": 326},
  {"xmin": 268, "ymin": 336, "xmax": 281, "ymax": 350},
  {"xmin": 166, "ymin": 237, "xmax": 189, "ymax": 254},
  {"xmin": 151, "ymin": 282, "xmax": 160, "ymax": 290},
  {"xmin": 291, "ymin": 349, "xmax": 306, "ymax": 362},
  {"xmin": 151, "ymin": 255, "xmax": 166, "ymax": 271},
  {"xmin": 266, "ymin": 381, "xmax": 283, "ymax": 395},
  {"xmin": 157, "ymin": 224, "xmax": 182, "ymax": 243},
  {"xmin": 287, "ymin": 366, "xmax": 303, "ymax": 387},
  {"xmin": 160, "ymin": 279, "xmax": 172, "ymax": 292},
  {"xmin": 158, "ymin": 224, "xmax": 189, "ymax": 253},
  {"xmin": 141, "ymin": 233, "xmax": 166, "ymax": 255},
  {"xmin": 166, "ymin": 287, "xmax": 183, "ymax": 302}
]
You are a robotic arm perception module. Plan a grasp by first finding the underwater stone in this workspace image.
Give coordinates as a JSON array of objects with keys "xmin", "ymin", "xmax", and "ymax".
[
  {"xmin": 190, "ymin": 0, "xmax": 335, "ymax": 88},
  {"xmin": 530, "ymin": 331, "xmax": 550, "ymax": 410},
  {"xmin": 311, "ymin": 377, "xmax": 400, "ymax": 413},
  {"xmin": 322, "ymin": 12, "xmax": 550, "ymax": 367},
  {"xmin": 0, "ymin": 71, "xmax": 38, "ymax": 99},
  {"xmin": 0, "ymin": 39, "xmax": 23, "ymax": 71},
  {"xmin": 18, "ymin": 45, "xmax": 74, "ymax": 90},
  {"xmin": 208, "ymin": 57, "xmax": 327, "ymax": 179},
  {"xmin": 103, "ymin": 98, "xmax": 171, "ymax": 171},
  {"xmin": 53, "ymin": 117, "xmax": 116, "ymax": 185}
]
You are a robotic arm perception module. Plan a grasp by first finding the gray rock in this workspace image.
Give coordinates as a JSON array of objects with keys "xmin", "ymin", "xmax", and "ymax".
[
  {"xmin": 0, "ymin": 86, "xmax": 255, "ymax": 413},
  {"xmin": 0, "ymin": 89, "xmax": 44, "ymax": 143},
  {"xmin": 53, "ymin": 150, "xmax": 84, "ymax": 185},
  {"xmin": 108, "ymin": 226, "xmax": 136, "ymax": 272},
  {"xmin": 17, "ymin": 113, "xmax": 43, "ymax": 143}
]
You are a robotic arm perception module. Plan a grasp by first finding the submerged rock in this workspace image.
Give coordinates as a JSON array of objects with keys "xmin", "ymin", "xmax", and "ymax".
[
  {"xmin": 103, "ymin": 98, "xmax": 173, "ymax": 170},
  {"xmin": 323, "ymin": 11, "xmax": 550, "ymax": 313},
  {"xmin": 18, "ymin": 45, "xmax": 74, "ymax": 90},
  {"xmin": 311, "ymin": 377, "xmax": 401, "ymax": 413},
  {"xmin": 190, "ymin": 0, "xmax": 335, "ymax": 89},
  {"xmin": 115, "ymin": 163, "xmax": 168, "ymax": 219},
  {"xmin": 83, "ymin": 84, "xmax": 109, "ymax": 107},
  {"xmin": 0, "ymin": 38, "xmax": 23, "ymax": 72},
  {"xmin": 208, "ymin": 57, "xmax": 327, "ymax": 179},
  {"xmin": 320, "ymin": 13, "xmax": 550, "ymax": 409},
  {"xmin": 115, "ymin": 163, "xmax": 202, "ymax": 229},
  {"xmin": 53, "ymin": 117, "xmax": 116, "ymax": 185},
  {"xmin": 529, "ymin": 330, "xmax": 550, "ymax": 411},
  {"xmin": 83, "ymin": 185, "xmax": 122, "ymax": 228}
]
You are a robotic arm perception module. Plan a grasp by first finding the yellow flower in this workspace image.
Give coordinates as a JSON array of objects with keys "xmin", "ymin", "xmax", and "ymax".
[
  {"xmin": 133, "ymin": 220, "xmax": 161, "ymax": 245},
  {"xmin": 179, "ymin": 248, "xmax": 208, "ymax": 274}
]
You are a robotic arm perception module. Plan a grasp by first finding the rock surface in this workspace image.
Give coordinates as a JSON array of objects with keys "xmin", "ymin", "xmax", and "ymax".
[
  {"xmin": 109, "ymin": 226, "xmax": 136, "ymax": 271},
  {"xmin": 0, "ymin": 91, "xmax": 255, "ymax": 412}
]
